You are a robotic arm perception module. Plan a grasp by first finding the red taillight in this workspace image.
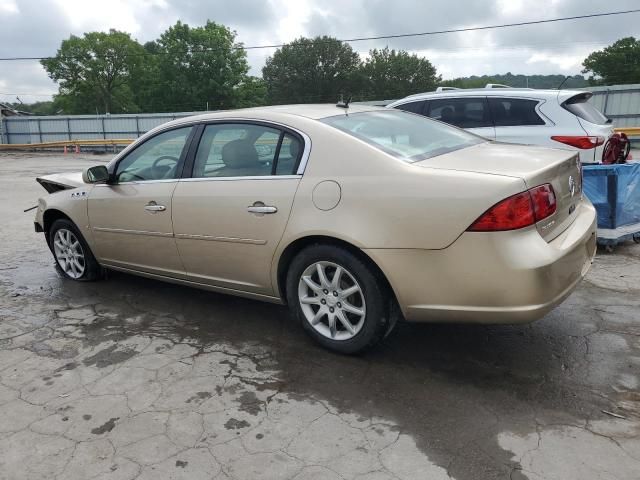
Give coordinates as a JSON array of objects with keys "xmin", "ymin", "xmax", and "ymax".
[
  {"xmin": 551, "ymin": 135, "xmax": 605, "ymax": 149},
  {"xmin": 529, "ymin": 184, "xmax": 557, "ymax": 221},
  {"xmin": 468, "ymin": 184, "xmax": 556, "ymax": 232}
]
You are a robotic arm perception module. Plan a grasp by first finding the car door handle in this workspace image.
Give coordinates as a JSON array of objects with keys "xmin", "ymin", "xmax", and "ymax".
[
  {"xmin": 247, "ymin": 203, "xmax": 277, "ymax": 214},
  {"xmin": 144, "ymin": 202, "xmax": 166, "ymax": 213}
]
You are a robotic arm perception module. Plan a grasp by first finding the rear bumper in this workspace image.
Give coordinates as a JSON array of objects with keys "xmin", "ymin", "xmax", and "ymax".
[{"xmin": 364, "ymin": 198, "xmax": 597, "ymax": 324}]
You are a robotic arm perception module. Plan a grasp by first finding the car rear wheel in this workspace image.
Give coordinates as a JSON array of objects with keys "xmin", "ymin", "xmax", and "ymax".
[
  {"xmin": 49, "ymin": 219, "xmax": 103, "ymax": 281},
  {"xmin": 286, "ymin": 244, "xmax": 395, "ymax": 354}
]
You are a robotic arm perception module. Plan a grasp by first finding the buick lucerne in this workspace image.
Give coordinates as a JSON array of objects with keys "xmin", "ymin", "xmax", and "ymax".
[{"xmin": 34, "ymin": 105, "xmax": 597, "ymax": 353}]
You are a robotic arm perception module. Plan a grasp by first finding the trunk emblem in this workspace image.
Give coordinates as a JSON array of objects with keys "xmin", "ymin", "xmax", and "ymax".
[{"xmin": 568, "ymin": 176, "xmax": 576, "ymax": 197}]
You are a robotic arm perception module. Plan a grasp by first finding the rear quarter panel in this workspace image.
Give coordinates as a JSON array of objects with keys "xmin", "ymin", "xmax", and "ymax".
[{"xmin": 277, "ymin": 125, "xmax": 527, "ymax": 252}]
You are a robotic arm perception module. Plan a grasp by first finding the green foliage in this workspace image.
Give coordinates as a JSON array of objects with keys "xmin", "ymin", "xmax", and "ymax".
[
  {"xmin": 144, "ymin": 21, "xmax": 251, "ymax": 112},
  {"xmin": 43, "ymin": 23, "xmax": 632, "ymax": 115},
  {"xmin": 441, "ymin": 73, "xmax": 588, "ymax": 89},
  {"xmin": 262, "ymin": 36, "xmax": 362, "ymax": 104},
  {"xmin": 582, "ymin": 37, "xmax": 640, "ymax": 86},
  {"xmin": 361, "ymin": 47, "xmax": 441, "ymax": 100},
  {"xmin": 41, "ymin": 30, "xmax": 145, "ymax": 114},
  {"xmin": 234, "ymin": 77, "xmax": 268, "ymax": 108}
]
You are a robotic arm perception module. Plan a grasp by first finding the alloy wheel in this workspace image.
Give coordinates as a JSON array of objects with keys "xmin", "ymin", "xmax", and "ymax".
[
  {"xmin": 298, "ymin": 261, "xmax": 366, "ymax": 340},
  {"xmin": 53, "ymin": 228, "xmax": 86, "ymax": 279}
]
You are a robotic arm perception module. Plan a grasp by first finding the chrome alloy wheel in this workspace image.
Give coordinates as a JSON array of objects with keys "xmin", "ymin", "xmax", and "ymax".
[
  {"xmin": 52, "ymin": 228, "xmax": 86, "ymax": 279},
  {"xmin": 298, "ymin": 261, "xmax": 366, "ymax": 340}
]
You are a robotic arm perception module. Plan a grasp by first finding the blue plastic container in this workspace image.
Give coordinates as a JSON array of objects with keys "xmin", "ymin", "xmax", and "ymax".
[{"xmin": 582, "ymin": 163, "xmax": 640, "ymax": 229}]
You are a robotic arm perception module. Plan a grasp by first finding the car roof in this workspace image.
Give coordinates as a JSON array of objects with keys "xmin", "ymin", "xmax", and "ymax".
[
  {"xmin": 388, "ymin": 88, "xmax": 589, "ymax": 107},
  {"xmin": 172, "ymin": 104, "xmax": 386, "ymax": 124}
]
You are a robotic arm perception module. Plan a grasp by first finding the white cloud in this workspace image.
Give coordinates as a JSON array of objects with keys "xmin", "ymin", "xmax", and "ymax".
[
  {"xmin": 1, "ymin": 0, "xmax": 640, "ymax": 103},
  {"xmin": 0, "ymin": 0, "xmax": 18, "ymax": 14}
]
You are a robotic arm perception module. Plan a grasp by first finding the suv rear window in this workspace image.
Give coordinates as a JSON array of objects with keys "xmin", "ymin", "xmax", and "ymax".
[
  {"xmin": 489, "ymin": 98, "xmax": 545, "ymax": 126},
  {"xmin": 563, "ymin": 93, "xmax": 609, "ymax": 125},
  {"xmin": 395, "ymin": 101, "xmax": 426, "ymax": 114},
  {"xmin": 321, "ymin": 110, "xmax": 484, "ymax": 162}
]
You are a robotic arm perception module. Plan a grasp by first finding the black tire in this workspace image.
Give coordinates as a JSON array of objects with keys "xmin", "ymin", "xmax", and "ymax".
[
  {"xmin": 49, "ymin": 218, "xmax": 103, "ymax": 281},
  {"xmin": 286, "ymin": 244, "xmax": 395, "ymax": 354}
]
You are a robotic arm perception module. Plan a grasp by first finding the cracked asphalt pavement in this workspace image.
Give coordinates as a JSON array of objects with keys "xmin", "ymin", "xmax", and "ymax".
[{"xmin": 1, "ymin": 152, "xmax": 639, "ymax": 480}]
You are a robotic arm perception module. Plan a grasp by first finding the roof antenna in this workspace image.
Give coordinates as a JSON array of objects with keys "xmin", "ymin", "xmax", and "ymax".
[
  {"xmin": 336, "ymin": 94, "xmax": 352, "ymax": 110},
  {"xmin": 556, "ymin": 75, "xmax": 570, "ymax": 90}
]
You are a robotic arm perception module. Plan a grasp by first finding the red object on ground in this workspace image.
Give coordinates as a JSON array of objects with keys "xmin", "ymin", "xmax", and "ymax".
[{"xmin": 602, "ymin": 133, "xmax": 631, "ymax": 164}]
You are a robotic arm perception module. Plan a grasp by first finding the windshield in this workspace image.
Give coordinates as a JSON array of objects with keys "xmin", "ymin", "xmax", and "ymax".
[{"xmin": 321, "ymin": 110, "xmax": 485, "ymax": 162}]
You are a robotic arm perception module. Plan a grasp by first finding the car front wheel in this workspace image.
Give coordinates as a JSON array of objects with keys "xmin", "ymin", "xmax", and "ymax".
[
  {"xmin": 286, "ymin": 244, "xmax": 395, "ymax": 354},
  {"xmin": 49, "ymin": 218, "xmax": 103, "ymax": 281}
]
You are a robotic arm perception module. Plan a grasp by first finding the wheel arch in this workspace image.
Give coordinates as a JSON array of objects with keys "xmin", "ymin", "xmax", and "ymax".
[
  {"xmin": 275, "ymin": 235, "xmax": 399, "ymax": 308},
  {"xmin": 42, "ymin": 209, "xmax": 74, "ymax": 248}
]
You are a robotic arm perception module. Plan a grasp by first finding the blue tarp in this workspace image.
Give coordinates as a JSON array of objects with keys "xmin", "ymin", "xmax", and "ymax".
[{"xmin": 583, "ymin": 163, "xmax": 640, "ymax": 229}]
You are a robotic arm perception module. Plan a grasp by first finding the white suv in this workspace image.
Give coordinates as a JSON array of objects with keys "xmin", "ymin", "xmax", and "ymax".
[{"xmin": 387, "ymin": 85, "xmax": 614, "ymax": 164}]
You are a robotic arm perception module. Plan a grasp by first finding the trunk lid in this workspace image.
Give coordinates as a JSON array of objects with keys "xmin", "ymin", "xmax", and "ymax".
[
  {"xmin": 413, "ymin": 142, "xmax": 583, "ymax": 242},
  {"xmin": 36, "ymin": 172, "xmax": 85, "ymax": 193}
]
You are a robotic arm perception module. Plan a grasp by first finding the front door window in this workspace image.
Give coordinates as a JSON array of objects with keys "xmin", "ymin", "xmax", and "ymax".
[{"xmin": 115, "ymin": 126, "xmax": 193, "ymax": 182}]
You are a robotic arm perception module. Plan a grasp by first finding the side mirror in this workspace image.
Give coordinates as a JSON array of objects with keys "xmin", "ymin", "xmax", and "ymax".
[{"xmin": 82, "ymin": 165, "xmax": 110, "ymax": 184}]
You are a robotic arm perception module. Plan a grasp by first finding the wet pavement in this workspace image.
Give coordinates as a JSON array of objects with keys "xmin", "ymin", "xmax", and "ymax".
[{"xmin": 1, "ymin": 151, "xmax": 639, "ymax": 480}]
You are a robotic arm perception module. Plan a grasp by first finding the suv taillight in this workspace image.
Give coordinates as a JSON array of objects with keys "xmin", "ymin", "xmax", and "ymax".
[
  {"xmin": 468, "ymin": 184, "xmax": 557, "ymax": 232},
  {"xmin": 551, "ymin": 135, "xmax": 605, "ymax": 149}
]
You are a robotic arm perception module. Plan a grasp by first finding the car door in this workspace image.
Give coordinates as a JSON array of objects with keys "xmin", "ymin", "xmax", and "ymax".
[
  {"xmin": 426, "ymin": 97, "xmax": 496, "ymax": 139},
  {"xmin": 488, "ymin": 97, "xmax": 550, "ymax": 146},
  {"xmin": 172, "ymin": 122, "xmax": 305, "ymax": 296},
  {"xmin": 88, "ymin": 125, "xmax": 195, "ymax": 278}
]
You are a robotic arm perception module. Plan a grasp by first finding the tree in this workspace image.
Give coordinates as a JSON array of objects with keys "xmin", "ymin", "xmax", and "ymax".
[
  {"xmin": 41, "ymin": 30, "xmax": 145, "ymax": 114},
  {"xmin": 263, "ymin": 36, "xmax": 362, "ymax": 104},
  {"xmin": 234, "ymin": 76, "xmax": 267, "ymax": 108},
  {"xmin": 361, "ymin": 47, "xmax": 441, "ymax": 100},
  {"xmin": 583, "ymin": 37, "xmax": 640, "ymax": 86},
  {"xmin": 147, "ymin": 21, "xmax": 250, "ymax": 112}
]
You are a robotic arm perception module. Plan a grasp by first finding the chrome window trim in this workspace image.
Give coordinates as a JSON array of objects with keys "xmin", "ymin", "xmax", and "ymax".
[
  {"xmin": 194, "ymin": 118, "xmax": 312, "ymax": 177},
  {"xmin": 179, "ymin": 174, "xmax": 301, "ymax": 183},
  {"xmin": 108, "ymin": 117, "xmax": 312, "ymax": 179},
  {"xmin": 94, "ymin": 179, "xmax": 179, "ymax": 186}
]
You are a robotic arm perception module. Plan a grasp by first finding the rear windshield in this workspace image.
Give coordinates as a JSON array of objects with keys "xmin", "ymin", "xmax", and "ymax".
[
  {"xmin": 321, "ymin": 110, "xmax": 484, "ymax": 162},
  {"xmin": 563, "ymin": 95, "xmax": 609, "ymax": 125}
]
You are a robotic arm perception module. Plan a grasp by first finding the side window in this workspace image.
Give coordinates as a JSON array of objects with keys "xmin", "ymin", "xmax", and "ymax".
[
  {"xmin": 427, "ymin": 98, "xmax": 492, "ymax": 128},
  {"xmin": 192, "ymin": 124, "xmax": 302, "ymax": 178},
  {"xmin": 489, "ymin": 98, "xmax": 545, "ymax": 126},
  {"xmin": 115, "ymin": 126, "xmax": 193, "ymax": 182},
  {"xmin": 275, "ymin": 133, "xmax": 303, "ymax": 175},
  {"xmin": 395, "ymin": 101, "xmax": 425, "ymax": 115}
]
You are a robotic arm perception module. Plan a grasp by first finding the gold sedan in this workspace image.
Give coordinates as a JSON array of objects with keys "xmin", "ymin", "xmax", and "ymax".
[{"xmin": 34, "ymin": 104, "xmax": 597, "ymax": 353}]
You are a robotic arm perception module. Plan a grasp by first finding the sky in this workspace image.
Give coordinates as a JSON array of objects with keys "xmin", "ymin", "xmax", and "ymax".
[{"xmin": 1, "ymin": 0, "xmax": 639, "ymax": 103}]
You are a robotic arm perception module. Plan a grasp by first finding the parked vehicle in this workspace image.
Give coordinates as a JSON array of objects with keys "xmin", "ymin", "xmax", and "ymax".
[
  {"xmin": 34, "ymin": 104, "xmax": 596, "ymax": 353},
  {"xmin": 387, "ymin": 85, "xmax": 615, "ymax": 164}
]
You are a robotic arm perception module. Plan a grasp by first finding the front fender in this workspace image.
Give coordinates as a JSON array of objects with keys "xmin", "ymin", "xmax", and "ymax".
[{"xmin": 35, "ymin": 185, "xmax": 95, "ymax": 248}]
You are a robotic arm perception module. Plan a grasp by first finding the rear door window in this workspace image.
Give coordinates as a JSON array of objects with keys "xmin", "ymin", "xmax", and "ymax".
[
  {"xmin": 192, "ymin": 123, "xmax": 302, "ymax": 178},
  {"xmin": 426, "ymin": 97, "xmax": 492, "ymax": 128},
  {"xmin": 489, "ymin": 98, "xmax": 546, "ymax": 126}
]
